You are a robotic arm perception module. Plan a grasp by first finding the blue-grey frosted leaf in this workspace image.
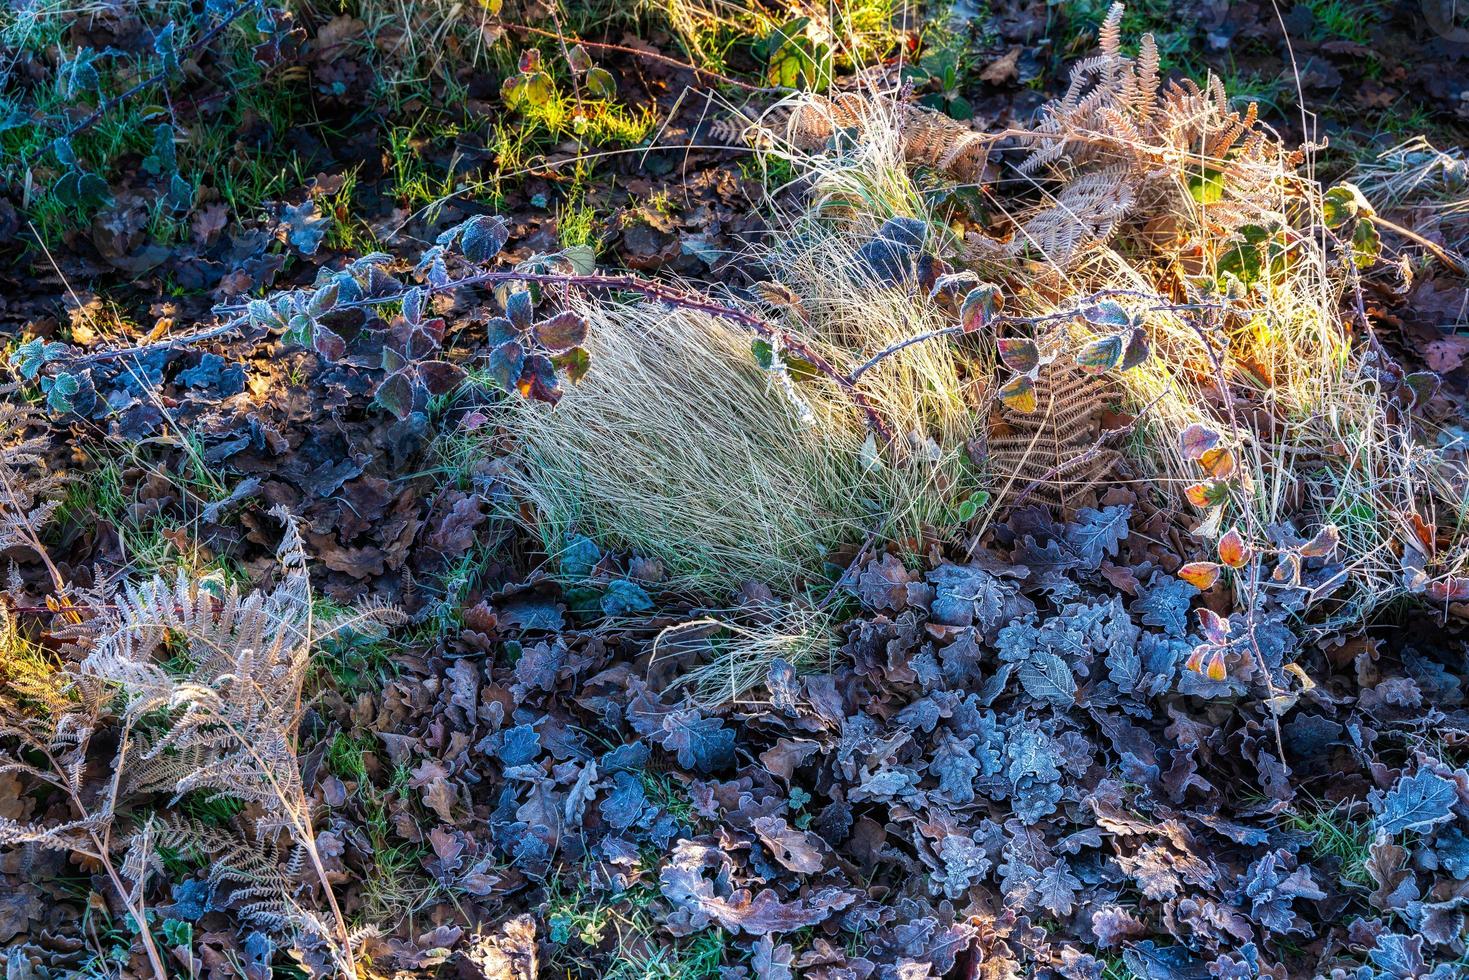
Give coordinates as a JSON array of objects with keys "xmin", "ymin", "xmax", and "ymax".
[
  {"xmin": 497, "ymin": 724, "xmax": 541, "ymax": 767},
  {"xmin": 1065, "ymin": 504, "xmax": 1131, "ymax": 569},
  {"xmin": 601, "ymin": 579, "xmax": 652, "ymax": 617},
  {"xmin": 660, "ymin": 710, "xmax": 734, "ymax": 773},
  {"xmin": 1018, "ymin": 652, "xmax": 1076, "ymax": 706},
  {"xmin": 931, "ymin": 732, "xmax": 980, "ymax": 804},
  {"xmin": 560, "ymin": 534, "xmax": 601, "ymax": 578},
  {"xmin": 600, "ymin": 771, "xmax": 647, "ymax": 829},
  {"xmin": 1134, "ymin": 572, "xmax": 1199, "ymax": 637},
  {"xmin": 1374, "ymin": 771, "xmax": 1458, "ymax": 835}
]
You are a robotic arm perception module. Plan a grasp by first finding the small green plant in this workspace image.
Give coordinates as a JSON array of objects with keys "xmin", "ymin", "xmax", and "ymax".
[
  {"xmin": 1304, "ymin": 0, "xmax": 1386, "ymax": 44},
  {"xmin": 1285, "ymin": 803, "xmax": 1374, "ymax": 887},
  {"xmin": 502, "ymin": 45, "xmax": 656, "ymax": 147}
]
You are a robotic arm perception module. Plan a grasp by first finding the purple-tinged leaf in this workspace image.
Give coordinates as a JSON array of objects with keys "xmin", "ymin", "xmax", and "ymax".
[{"xmin": 534, "ymin": 311, "xmax": 589, "ymax": 353}]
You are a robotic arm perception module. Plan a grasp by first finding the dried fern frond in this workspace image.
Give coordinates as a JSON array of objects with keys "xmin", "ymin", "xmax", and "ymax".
[
  {"xmin": 0, "ymin": 395, "xmax": 62, "ymax": 569},
  {"xmin": 756, "ymin": 91, "xmax": 993, "ymax": 185},
  {"xmin": 70, "ymin": 507, "xmax": 320, "ymax": 831},
  {"xmin": 987, "ymin": 355, "xmax": 1119, "ymax": 513},
  {"xmin": 997, "ymin": 2, "xmax": 1296, "ymax": 269}
]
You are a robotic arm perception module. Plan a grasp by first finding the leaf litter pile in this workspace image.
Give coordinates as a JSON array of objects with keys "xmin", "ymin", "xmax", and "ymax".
[{"xmin": 4, "ymin": 2, "xmax": 1469, "ymax": 979}]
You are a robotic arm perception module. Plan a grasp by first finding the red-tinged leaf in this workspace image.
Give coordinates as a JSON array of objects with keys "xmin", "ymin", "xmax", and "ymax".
[
  {"xmin": 1120, "ymin": 326, "xmax": 1150, "ymax": 370},
  {"xmin": 1075, "ymin": 334, "xmax": 1124, "ymax": 374},
  {"xmin": 1177, "ymin": 561, "xmax": 1221, "ymax": 589},
  {"xmin": 1404, "ymin": 511, "xmax": 1436, "ymax": 557},
  {"xmin": 997, "ymin": 373, "xmax": 1037, "ymax": 413},
  {"xmin": 1196, "ymin": 608, "xmax": 1231, "ymax": 644},
  {"xmin": 312, "ymin": 323, "xmax": 345, "ymax": 360},
  {"xmin": 1186, "ymin": 646, "xmax": 1206, "ymax": 673},
  {"xmin": 1179, "ymin": 422, "xmax": 1221, "ymax": 461},
  {"xmin": 418, "ymin": 360, "xmax": 467, "ymax": 396},
  {"xmin": 518, "ymin": 352, "xmax": 561, "ymax": 404},
  {"xmin": 519, "ymin": 48, "xmax": 542, "ymax": 74},
  {"xmin": 1272, "ymin": 551, "xmax": 1300, "ymax": 585},
  {"xmin": 1184, "ymin": 480, "xmax": 1227, "ymax": 508},
  {"xmin": 1082, "ymin": 299, "xmax": 1131, "ymax": 328},
  {"xmin": 996, "ymin": 337, "xmax": 1039, "ymax": 374},
  {"xmin": 1424, "ymin": 577, "xmax": 1469, "ymax": 603},
  {"xmin": 959, "ymin": 283, "xmax": 1003, "ymax": 333},
  {"xmin": 1218, "ymin": 527, "xmax": 1250, "ymax": 568},
  {"xmin": 1299, "ymin": 524, "xmax": 1339, "ymax": 558},
  {"xmin": 1404, "ymin": 371, "xmax": 1440, "ymax": 406},
  {"xmin": 534, "ymin": 311, "xmax": 589, "ymax": 354},
  {"xmin": 567, "ymin": 43, "xmax": 593, "ymax": 73},
  {"xmin": 1199, "ymin": 446, "xmax": 1236, "ymax": 478},
  {"xmin": 1205, "ymin": 649, "xmax": 1228, "ymax": 681}
]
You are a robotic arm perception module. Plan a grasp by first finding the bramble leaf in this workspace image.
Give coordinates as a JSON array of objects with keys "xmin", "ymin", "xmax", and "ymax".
[
  {"xmin": 1177, "ymin": 562, "xmax": 1221, "ymax": 589},
  {"xmin": 997, "ymin": 337, "xmax": 1038, "ymax": 374},
  {"xmin": 998, "ymin": 373, "xmax": 1037, "ymax": 413},
  {"xmin": 1076, "ymin": 335, "xmax": 1124, "ymax": 374}
]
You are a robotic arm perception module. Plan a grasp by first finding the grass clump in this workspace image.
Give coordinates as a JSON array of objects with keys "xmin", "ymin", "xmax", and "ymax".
[
  {"xmin": 499, "ymin": 90, "xmax": 986, "ymax": 599},
  {"xmin": 501, "ymin": 300, "xmax": 880, "ymax": 594}
]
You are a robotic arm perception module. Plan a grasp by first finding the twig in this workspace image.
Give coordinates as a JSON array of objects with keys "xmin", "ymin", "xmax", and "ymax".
[
  {"xmin": 1370, "ymin": 212, "xmax": 1469, "ymax": 276},
  {"xmin": 210, "ymin": 268, "xmax": 898, "ymax": 445},
  {"xmin": 62, "ymin": 0, "xmax": 257, "ymax": 140},
  {"xmin": 499, "ymin": 22, "xmax": 784, "ymax": 94},
  {"xmin": 848, "ymin": 296, "xmax": 1232, "ymax": 383}
]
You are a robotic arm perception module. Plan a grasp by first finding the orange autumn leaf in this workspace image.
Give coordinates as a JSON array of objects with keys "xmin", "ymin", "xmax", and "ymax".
[
  {"xmin": 1205, "ymin": 650, "xmax": 1228, "ymax": 681},
  {"xmin": 1178, "ymin": 561, "xmax": 1221, "ymax": 589},
  {"xmin": 1184, "ymin": 481, "xmax": 1226, "ymax": 508},
  {"xmin": 1218, "ymin": 527, "xmax": 1250, "ymax": 568},
  {"xmin": 1199, "ymin": 446, "xmax": 1236, "ymax": 478},
  {"xmin": 1404, "ymin": 511, "xmax": 1436, "ymax": 557}
]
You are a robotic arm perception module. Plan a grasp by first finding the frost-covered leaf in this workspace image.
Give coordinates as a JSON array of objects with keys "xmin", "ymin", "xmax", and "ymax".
[
  {"xmin": 1233, "ymin": 850, "xmax": 1324, "ymax": 935},
  {"xmin": 1134, "ymin": 572, "xmax": 1199, "ymax": 637},
  {"xmin": 1018, "ymin": 652, "xmax": 1077, "ymax": 706},
  {"xmin": 1373, "ymin": 771, "xmax": 1458, "ymax": 835},
  {"xmin": 281, "ymin": 200, "xmax": 328, "ymax": 255},
  {"xmin": 1065, "ymin": 504, "xmax": 1131, "ymax": 569},
  {"xmin": 658, "ymin": 710, "xmax": 734, "ymax": 773},
  {"xmin": 601, "ymin": 579, "xmax": 652, "ymax": 617},
  {"xmin": 997, "ymin": 372, "xmax": 1037, "ymax": 413}
]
